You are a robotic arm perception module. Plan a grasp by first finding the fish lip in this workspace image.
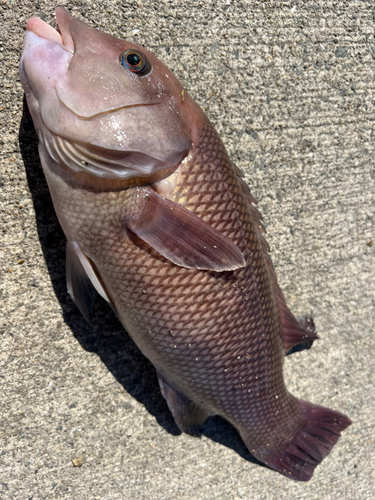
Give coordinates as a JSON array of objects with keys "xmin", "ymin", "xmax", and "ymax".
[
  {"xmin": 25, "ymin": 10, "xmax": 74, "ymax": 55},
  {"xmin": 24, "ymin": 8, "xmax": 162, "ymax": 118}
]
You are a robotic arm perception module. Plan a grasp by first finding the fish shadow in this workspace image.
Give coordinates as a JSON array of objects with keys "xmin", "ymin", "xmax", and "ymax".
[
  {"xmin": 201, "ymin": 416, "xmax": 264, "ymax": 466},
  {"xmin": 19, "ymin": 98, "xmax": 274, "ymax": 470}
]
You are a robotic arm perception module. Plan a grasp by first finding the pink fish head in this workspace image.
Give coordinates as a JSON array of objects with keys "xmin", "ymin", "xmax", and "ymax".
[{"xmin": 20, "ymin": 8, "xmax": 202, "ymax": 184}]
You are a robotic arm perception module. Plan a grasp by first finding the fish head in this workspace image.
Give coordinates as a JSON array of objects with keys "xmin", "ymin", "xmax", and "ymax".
[{"xmin": 20, "ymin": 8, "xmax": 202, "ymax": 186}]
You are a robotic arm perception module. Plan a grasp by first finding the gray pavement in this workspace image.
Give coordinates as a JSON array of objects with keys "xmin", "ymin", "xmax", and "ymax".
[{"xmin": 1, "ymin": 1, "xmax": 374, "ymax": 499}]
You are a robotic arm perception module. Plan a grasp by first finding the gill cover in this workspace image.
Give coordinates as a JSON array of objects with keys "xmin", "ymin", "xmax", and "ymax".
[{"xmin": 20, "ymin": 8, "xmax": 194, "ymax": 182}]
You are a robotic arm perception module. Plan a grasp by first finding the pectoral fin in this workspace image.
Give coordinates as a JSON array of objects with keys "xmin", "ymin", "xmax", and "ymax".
[
  {"xmin": 127, "ymin": 189, "xmax": 245, "ymax": 271},
  {"xmin": 66, "ymin": 241, "xmax": 110, "ymax": 323}
]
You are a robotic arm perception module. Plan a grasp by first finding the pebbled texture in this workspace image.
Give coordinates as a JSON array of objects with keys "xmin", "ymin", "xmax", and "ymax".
[
  {"xmin": 18, "ymin": 7, "xmax": 351, "ymax": 480},
  {"xmin": 3, "ymin": 0, "xmax": 371, "ymax": 497}
]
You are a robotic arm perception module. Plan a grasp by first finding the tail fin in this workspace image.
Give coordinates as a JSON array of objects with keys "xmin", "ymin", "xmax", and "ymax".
[
  {"xmin": 264, "ymin": 401, "xmax": 351, "ymax": 481},
  {"xmin": 244, "ymin": 401, "xmax": 351, "ymax": 481}
]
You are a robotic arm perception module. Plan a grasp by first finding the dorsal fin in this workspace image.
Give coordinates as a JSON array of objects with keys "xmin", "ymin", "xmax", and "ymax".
[
  {"xmin": 276, "ymin": 288, "xmax": 318, "ymax": 353},
  {"xmin": 235, "ymin": 172, "xmax": 318, "ymax": 353}
]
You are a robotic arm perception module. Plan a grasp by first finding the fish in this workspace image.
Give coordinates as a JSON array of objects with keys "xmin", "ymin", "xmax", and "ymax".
[{"xmin": 19, "ymin": 8, "xmax": 351, "ymax": 481}]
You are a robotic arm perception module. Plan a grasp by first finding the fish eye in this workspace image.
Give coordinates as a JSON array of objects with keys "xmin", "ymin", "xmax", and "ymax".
[{"xmin": 121, "ymin": 49, "xmax": 152, "ymax": 76}]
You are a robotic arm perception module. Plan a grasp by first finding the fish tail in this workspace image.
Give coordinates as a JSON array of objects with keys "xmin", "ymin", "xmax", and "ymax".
[{"xmin": 244, "ymin": 401, "xmax": 352, "ymax": 481}]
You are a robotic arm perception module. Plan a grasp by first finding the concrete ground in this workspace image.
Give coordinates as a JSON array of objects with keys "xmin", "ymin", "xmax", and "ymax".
[{"xmin": 1, "ymin": 0, "xmax": 374, "ymax": 498}]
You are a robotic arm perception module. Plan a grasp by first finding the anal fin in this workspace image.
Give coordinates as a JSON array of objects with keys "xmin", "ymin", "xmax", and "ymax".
[
  {"xmin": 157, "ymin": 373, "xmax": 211, "ymax": 436},
  {"xmin": 66, "ymin": 241, "xmax": 110, "ymax": 323}
]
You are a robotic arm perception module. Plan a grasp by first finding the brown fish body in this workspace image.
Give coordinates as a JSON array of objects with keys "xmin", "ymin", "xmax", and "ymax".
[
  {"xmin": 20, "ymin": 9, "xmax": 351, "ymax": 481},
  {"xmin": 42, "ymin": 119, "xmax": 292, "ymax": 427}
]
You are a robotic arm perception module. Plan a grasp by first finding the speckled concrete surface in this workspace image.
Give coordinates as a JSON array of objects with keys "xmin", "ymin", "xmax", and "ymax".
[{"xmin": 1, "ymin": 1, "xmax": 374, "ymax": 499}]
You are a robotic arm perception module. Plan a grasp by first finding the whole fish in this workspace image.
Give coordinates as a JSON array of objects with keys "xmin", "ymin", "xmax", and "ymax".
[{"xmin": 20, "ymin": 8, "xmax": 351, "ymax": 481}]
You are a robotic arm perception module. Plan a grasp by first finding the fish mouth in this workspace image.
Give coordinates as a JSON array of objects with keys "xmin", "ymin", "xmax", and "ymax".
[
  {"xmin": 26, "ymin": 8, "xmax": 74, "ymax": 55},
  {"xmin": 21, "ymin": 9, "xmax": 190, "ymax": 184},
  {"xmin": 24, "ymin": 8, "xmax": 160, "ymax": 119}
]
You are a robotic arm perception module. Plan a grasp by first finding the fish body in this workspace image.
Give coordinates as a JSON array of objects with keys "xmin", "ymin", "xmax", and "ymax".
[{"xmin": 20, "ymin": 9, "xmax": 351, "ymax": 481}]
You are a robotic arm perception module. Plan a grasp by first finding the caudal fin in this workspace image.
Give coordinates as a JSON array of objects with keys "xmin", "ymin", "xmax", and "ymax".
[{"xmin": 263, "ymin": 401, "xmax": 351, "ymax": 481}]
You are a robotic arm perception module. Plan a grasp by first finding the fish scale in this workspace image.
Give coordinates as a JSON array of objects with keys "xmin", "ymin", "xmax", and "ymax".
[
  {"xmin": 45, "ymin": 120, "xmax": 293, "ymax": 441},
  {"xmin": 20, "ymin": 7, "xmax": 351, "ymax": 481}
]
